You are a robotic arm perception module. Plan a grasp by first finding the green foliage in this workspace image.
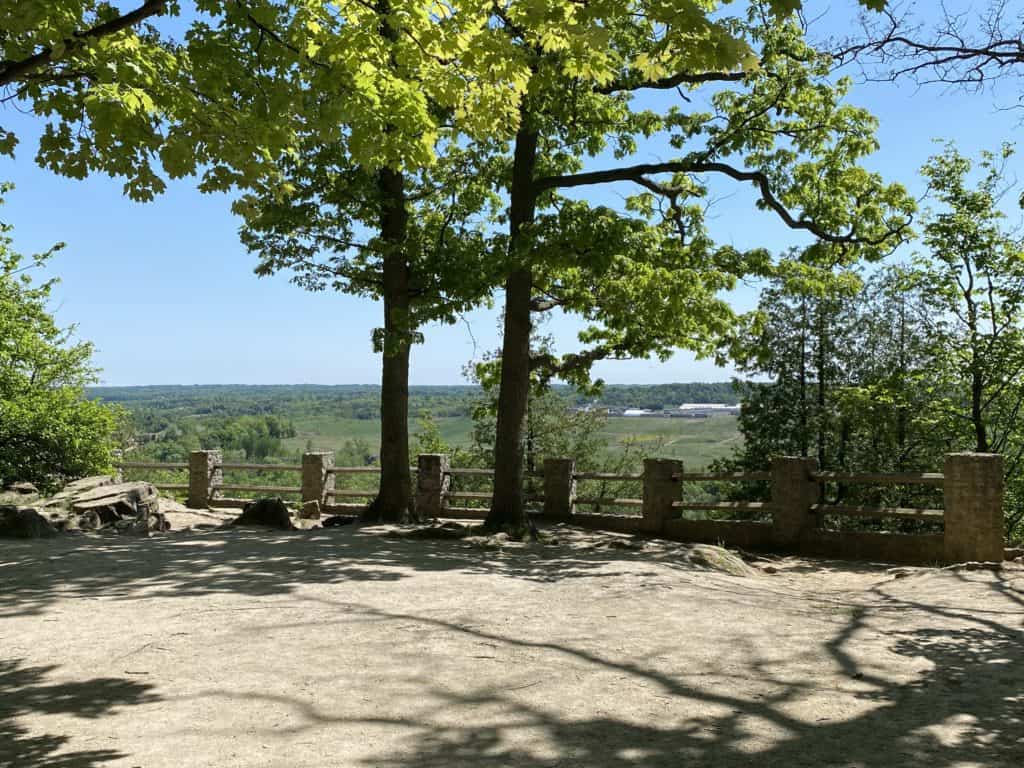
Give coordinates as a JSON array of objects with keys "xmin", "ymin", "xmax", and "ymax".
[
  {"xmin": 0, "ymin": 185, "xmax": 121, "ymax": 490},
  {"xmin": 722, "ymin": 144, "xmax": 1024, "ymax": 542}
]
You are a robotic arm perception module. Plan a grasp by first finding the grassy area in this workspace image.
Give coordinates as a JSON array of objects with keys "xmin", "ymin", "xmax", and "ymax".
[
  {"xmin": 283, "ymin": 414, "xmax": 740, "ymax": 470},
  {"xmin": 599, "ymin": 415, "xmax": 741, "ymax": 467}
]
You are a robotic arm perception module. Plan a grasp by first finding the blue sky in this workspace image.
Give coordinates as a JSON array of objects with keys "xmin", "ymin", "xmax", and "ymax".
[{"xmin": 2, "ymin": 1, "xmax": 1022, "ymax": 386}]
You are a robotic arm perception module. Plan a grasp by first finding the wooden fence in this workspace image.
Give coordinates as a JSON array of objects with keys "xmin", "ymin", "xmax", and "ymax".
[{"xmin": 118, "ymin": 450, "xmax": 1008, "ymax": 564}]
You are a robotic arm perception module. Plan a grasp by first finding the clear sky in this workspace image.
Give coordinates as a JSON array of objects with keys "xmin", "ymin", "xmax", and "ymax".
[{"xmin": 2, "ymin": 1, "xmax": 1021, "ymax": 386}]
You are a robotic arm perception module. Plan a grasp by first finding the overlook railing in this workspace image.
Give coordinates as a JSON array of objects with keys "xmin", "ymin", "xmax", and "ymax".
[{"xmin": 117, "ymin": 450, "xmax": 1007, "ymax": 564}]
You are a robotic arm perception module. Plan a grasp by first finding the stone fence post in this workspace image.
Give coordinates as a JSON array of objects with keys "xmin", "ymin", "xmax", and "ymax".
[
  {"xmin": 771, "ymin": 456, "xmax": 819, "ymax": 549},
  {"xmin": 416, "ymin": 453, "xmax": 449, "ymax": 520},
  {"xmin": 642, "ymin": 458, "xmax": 682, "ymax": 534},
  {"xmin": 944, "ymin": 453, "xmax": 1004, "ymax": 563},
  {"xmin": 302, "ymin": 451, "xmax": 335, "ymax": 507},
  {"xmin": 543, "ymin": 458, "xmax": 575, "ymax": 518},
  {"xmin": 188, "ymin": 449, "xmax": 222, "ymax": 509}
]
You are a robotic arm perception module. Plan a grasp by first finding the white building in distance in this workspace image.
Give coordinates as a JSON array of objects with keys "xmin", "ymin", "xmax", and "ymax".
[{"xmin": 677, "ymin": 403, "xmax": 741, "ymax": 417}]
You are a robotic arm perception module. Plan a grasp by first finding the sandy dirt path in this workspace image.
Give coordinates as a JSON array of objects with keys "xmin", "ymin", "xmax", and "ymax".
[{"xmin": 1, "ymin": 523, "xmax": 1021, "ymax": 767}]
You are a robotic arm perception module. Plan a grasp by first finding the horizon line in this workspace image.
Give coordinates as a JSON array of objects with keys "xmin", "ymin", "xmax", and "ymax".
[{"xmin": 86, "ymin": 380, "xmax": 740, "ymax": 388}]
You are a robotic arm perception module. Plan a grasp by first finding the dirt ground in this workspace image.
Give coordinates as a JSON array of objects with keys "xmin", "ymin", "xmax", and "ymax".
[{"xmin": 1, "ymin": 514, "xmax": 1021, "ymax": 768}]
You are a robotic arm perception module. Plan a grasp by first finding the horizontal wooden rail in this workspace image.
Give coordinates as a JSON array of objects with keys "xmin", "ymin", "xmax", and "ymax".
[
  {"xmin": 212, "ymin": 484, "xmax": 301, "ymax": 494},
  {"xmin": 445, "ymin": 491, "xmax": 493, "ymax": 500},
  {"xmin": 812, "ymin": 471, "xmax": 944, "ymax": 486},
  {"xmin": 324, "ymin": 489, "xmax": 377, "ymax": 498},
  {"xmin": 678, "ymin": 472, "xmax": 771, "ymax": 482},
  {"xmin": 574, "ymin": 472, "xmax": 643, "ymax": 481},
  {"xmin": 575, "ymin": 497, "xmax": 644, "ymax": 507},
  {"xmin": 153, "ymin": 483, "xmax": 190, "ymax": 491},
  {"xmin": 218, "ymin": 463, "xmax": 303, "ymax": 471},
  {"xmin": 328, "ymin": 467, "xmax": 383, "ymax": 474},
  {"xmin": 118, "ymin": 462, "xmax": 188, "ymax": 470},
  {"xmin": 811, "ymin": 504, "xmax": 944, "ymax": 520},
  {"xmin": 672, "ymin": 501, "xmax": 774, "ymax": 511},
  {"xmin": 447, "ymin": 468, "xmax": 494, "ymax": 477}
]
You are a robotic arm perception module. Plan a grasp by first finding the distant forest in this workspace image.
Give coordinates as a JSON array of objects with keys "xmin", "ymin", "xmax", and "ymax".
[{"xmin": 88, "ymin": 382, "xmax": 740, "ymax": 422}]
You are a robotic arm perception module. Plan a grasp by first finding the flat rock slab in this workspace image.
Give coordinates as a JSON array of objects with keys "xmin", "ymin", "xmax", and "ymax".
[{"xmin": 41, "ymin": 475, "xmax": 116, "ymax": 507}]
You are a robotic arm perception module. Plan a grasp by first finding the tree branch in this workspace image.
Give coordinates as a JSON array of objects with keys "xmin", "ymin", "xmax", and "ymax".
[
  {"xmin": 0, "ymin": 1, "xmax": 168, "ymax": 87},
  {"xmin": 535, "ymin": 160, "xmax": 910, "ymax": 246},
  {"xmin": 596, "ymin": 69, "xmax": 744, "ymax": 95}
]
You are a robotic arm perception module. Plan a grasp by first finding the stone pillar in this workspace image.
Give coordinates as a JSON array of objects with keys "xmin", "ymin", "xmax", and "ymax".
[
  {"xmin": 302, "ymin": 451, "xmax": 335, "ymax": 506},
  {"xmin": 642, "ymin": 458, "xmax": 682, "ymax": 534},
  {"xmin": 543, "ymin": 458, "xmax": 576, "ymax": 518},
  {"xmin": 943, "ymin": 453, "xmax": 1004, "ymax": 563},
  {"xmin": 771, "ymin": 456, "xmax": 819, "ymax": 549},
  {"xmin": 416, "ymin": 454, "xmax": 450, "ymax": 520},
  {"xmin": 188, "ymin": 450, "xmax": 222, "ymax": 509}
]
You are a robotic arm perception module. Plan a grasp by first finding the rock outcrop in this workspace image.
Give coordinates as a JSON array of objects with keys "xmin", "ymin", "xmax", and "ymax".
[
  {"xmin": 24, "ymin": 476, "xmax": 169, "ymax": 535},
  {"xmin": 3, "ymin": 481, "xmax": 38, "ymax": 495}
]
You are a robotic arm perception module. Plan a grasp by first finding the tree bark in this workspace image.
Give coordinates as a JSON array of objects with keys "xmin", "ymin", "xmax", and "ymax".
[
  {"xmin": 365, "ymin": 0, "xmax": 413, "ymax": 522},
  {"xmin": 368, "ymin": 166, "xmax": 414, "ymax": 522},
  {"xmin": 797, "ymin": 299, "xmax": 809, "ymax": 458},
  {"xmin": 487, "ymin": 125, "xmax": 539, "ymax": 533}
]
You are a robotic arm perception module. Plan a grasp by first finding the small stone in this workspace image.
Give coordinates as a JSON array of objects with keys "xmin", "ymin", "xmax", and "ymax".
[
  {"xmin": 761, "ymin": 565, "xmax": 778, "ymax": 575},
  {"xmin": 299, "ymin": 500, "xmax": 321, "ymax": 520}
]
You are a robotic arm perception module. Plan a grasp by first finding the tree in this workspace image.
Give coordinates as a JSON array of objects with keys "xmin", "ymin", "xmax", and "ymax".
[
  {"xmin": 237, "ymin": 138, "xmax": 504, "ymax": 521},
  {"xmin": 7, "ymin": 1, "xmax": 531, "ymax": 520},
  {"xmin": 0, "ymin": 184, "xmax": 121, "ymax": 490},
  {"xmin": 721, "ymin": 144, "xmax": 1024, "ymax": 541},
  {"xmin": 912, "ymin": 144, "xmax": 1024, "ymax": 467},
  {"xmin": 482, "ymin": 3, "xmax": 914, "ymax": 533},
  {"xmin": 226, "ymin": 0, "xmax": 527, "ymax": 522}
]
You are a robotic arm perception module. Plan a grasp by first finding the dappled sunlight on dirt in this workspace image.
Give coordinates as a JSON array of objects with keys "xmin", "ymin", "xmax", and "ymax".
[{"xmin": 1, "ymin": 523, "xmax": 1020, "ymax": 767}]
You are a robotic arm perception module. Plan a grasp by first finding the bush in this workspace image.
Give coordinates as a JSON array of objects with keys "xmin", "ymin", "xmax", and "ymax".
[{"xmin": 0, "ymin": 185, "xmax": 121, "ymax": 491}]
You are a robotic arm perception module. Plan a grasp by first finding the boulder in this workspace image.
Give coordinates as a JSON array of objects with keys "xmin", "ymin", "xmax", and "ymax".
[
  {"xmin": 232, "ymin": 498, "xmax": 295, "ymax": 530},
  {"xmin": 322, "ymin": 514, "xmax": 357, "ymax": 527},
  {"xmin": 0, "ymin": 507, "xmax": 57, "ymax": 539}
]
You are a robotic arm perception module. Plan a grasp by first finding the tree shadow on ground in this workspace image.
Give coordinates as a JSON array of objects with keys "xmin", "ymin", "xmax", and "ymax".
[
  {"xmin": 0, "ymin": 524, "xmax": 771, "ymax": 618},
  {"xmin": 231, "ymin": 582, "xmax": 1022, "ymax": 768},
  {"xmin": 0, "ymin": 659, "xmax": 158, "ymax": 768},
  {"xmin": 1, "ymin": 526, "xmax": 1021, "ymax": 765}
]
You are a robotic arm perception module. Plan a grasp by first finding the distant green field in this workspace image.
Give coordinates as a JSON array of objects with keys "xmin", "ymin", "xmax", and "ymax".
[
  {"xmin": 599, "ymin": 415, "xmax": 741, "ymax": 466},
  {"xmin": 284, "ymin": 414, "xmax": 740, "ymax": 469}
]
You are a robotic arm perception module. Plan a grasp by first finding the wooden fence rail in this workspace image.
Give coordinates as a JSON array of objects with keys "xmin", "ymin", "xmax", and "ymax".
[{"xmin": 116, "ymin": 450, "xmax": 1008, "ymax": 564}]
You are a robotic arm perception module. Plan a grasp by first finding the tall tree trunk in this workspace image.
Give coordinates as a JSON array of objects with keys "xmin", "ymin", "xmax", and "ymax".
[
  {"xmin": 966, "ymin": 297, "xmax": 989, "ymax": 453},
  {"xmin": 816, "ymin": 300, "xmax": 827, "ymax": 469},
  {"xmin": 369, "ymin": 166, "xmax": 414, "ymax": 522},
  {"xmin": 365, "ymin": 0, "xmax": 413, "ymax": 522},
  {"xmin": 487, "ymin": 126, "xmax": 539, "ymax": 533},
  {"xmin": 797, "ymin": 299, "xmax": 809, "ymax": 458},
  {"xmin": 971, "ymin": 360, "xmax": 988, "ymax": 452},
  {"xmin": 895, "ymin": 296, "xmax": 908, "ymax": 470}
]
